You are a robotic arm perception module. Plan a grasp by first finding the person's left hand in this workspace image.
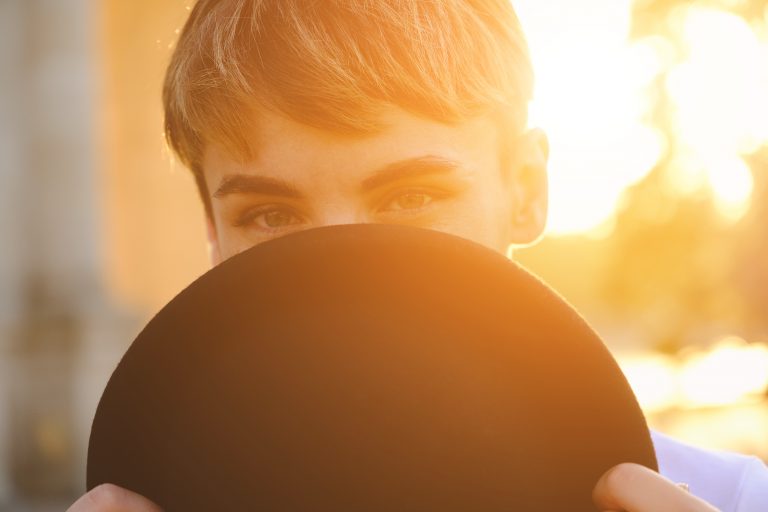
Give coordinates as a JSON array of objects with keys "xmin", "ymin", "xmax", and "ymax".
[{"xmin": 593, "ymin": 463, "xmax": 720, "ymax": 511}]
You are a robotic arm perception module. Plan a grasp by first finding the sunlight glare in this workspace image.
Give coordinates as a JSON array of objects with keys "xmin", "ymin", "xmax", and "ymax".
[
  {"xmin": 706, "ymin": 156, "xmax": 754, "ymax": 222},
  {"xmin": 619, "ymin": 354, "xmax": 678, "ymax": 413},
  {"xmin": 663, "ymin": 6, "xmax": 767, "ymax": 222},
  {"xmin": 515, "ymin": 0, "xmax": 664, "ymax": 235},
  {"xmin": 667, "ymin": 7, "xmax": 768, "ymax": 156},
  {"xmin": 679, "ymin": 338, "xmax": 768, "ymax": 408},
  {"xmin": 618, "ymin": 340, "xmax": 768, "ymax": 414},
  {"xmin": 664, "ymin": 152, "xmax": 708, "ymax": 196},
  {"xmin": 514, "ymin": 1, "xmax": 766, "ymax": 233}
]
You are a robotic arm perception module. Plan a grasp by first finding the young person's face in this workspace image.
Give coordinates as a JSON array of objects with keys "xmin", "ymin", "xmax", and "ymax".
[{"xmin": 202, "ymin": 106, "xmax": 549, "ymax": 264}]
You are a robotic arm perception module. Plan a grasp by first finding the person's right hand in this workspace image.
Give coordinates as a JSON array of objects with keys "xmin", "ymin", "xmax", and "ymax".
[
  {"xmin": 66, "ymin": 484, "xmax": 163, "ymax": 512},
  {"xmin": 593, "ymin": 463, "xmax": 720, "ymax": 511}
]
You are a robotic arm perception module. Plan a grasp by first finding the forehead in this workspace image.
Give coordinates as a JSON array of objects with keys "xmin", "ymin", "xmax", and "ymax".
[{"xmin": 201, "ymin": 107, "xmax": 504, "ymax": 191}]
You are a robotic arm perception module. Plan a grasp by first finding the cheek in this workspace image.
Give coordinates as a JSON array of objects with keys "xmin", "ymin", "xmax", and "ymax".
[
  {"xmin": 211, "ymin": 216, "xmax": 255, "ymax": 261},
  {"xmin": 423, "ymin": 196, "xmax": 511, "ymax": 254},
  {"xmin": 215, "ymin": 237, "xmax": 243, "ymax": 262},
  {"xmin": 464, "ymin": 190, "xmax": 515, "ymax": 251}
]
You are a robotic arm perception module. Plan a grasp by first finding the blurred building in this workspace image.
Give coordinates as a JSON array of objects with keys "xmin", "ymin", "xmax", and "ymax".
[
  {"xmin": 0, "ymin": 0, "xmax": 128, "ymax": 507},
  {"xmin": 0, "ymin": 0, "xmax": 206, "ymax": 507}
]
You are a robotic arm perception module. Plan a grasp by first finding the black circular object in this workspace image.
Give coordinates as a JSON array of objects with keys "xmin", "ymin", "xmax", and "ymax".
[{"xmin": 87, "ymin": 224, "xmax": 656, "ymax": 511}]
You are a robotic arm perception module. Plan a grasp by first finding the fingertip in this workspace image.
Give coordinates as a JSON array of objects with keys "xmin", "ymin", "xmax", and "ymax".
[
  {"xmin": 592, "ymin": 462, "xmax": 645, "ymax": 510},
  {"xmin": 67, "ymin": 483, "xmax": 163, "ymax": 512},
  {"xmin": 592, "ymin": 462, "xmax": 718, "ymax": 512}
]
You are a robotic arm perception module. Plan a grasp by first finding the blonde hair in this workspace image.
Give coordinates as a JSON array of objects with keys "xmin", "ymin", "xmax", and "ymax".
[{"xmin": 163, "ymin": 0, "xmax": 534, "ymax": 216}]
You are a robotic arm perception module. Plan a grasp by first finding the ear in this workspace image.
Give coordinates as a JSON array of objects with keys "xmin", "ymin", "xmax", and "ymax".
[
  {"xmin": 507, "ymin": 128, "xmax": 549, "ymax": 247},
  {"xmin": 206, "ymin": 215, "xmax": 223, "ymax": 266}
]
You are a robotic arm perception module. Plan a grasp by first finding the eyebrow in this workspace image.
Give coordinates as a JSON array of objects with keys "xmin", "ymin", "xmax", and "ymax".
[
  {"xmin": 212, "ymin": 156, "xmax": 462, "ymax": 200},
  {"xmin": 213, "ymin": 174, "xmax": 304, "ymax": 200},
  {"xmin": 359, "ymin": 156, "xmax": 462, "ymax": 193}
]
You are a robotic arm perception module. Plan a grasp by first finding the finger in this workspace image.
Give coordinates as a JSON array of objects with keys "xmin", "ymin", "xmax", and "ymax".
[
  {"xmin": 66, "ymin": 484, "xmax": 163, "ymax": 512},
  {"xmin": 592, "ymin": 463, "xmax": 719, "ymax": 512}
]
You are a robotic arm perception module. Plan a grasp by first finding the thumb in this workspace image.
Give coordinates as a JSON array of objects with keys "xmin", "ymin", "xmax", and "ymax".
[{"xmin": 592, "ymin": 463, "xmax": 718, "ymax": 512}]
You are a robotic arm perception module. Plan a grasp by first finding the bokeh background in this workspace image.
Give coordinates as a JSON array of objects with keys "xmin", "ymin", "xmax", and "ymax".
[{"xmin": 0, "ymin": 0, "xmax": 766, "ymax": 509}]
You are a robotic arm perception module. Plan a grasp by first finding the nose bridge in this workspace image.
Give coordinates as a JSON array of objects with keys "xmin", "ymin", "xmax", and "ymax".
[{"xmin": 315, "ymin": 203, "xmax": 372, "ymax": 228}]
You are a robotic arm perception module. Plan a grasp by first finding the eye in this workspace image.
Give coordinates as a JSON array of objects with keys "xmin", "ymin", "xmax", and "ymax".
[
  {"xmin": 235, "ymin": 205, "xmax": 304, "ymax": 230},
  {"xmin": 381, "ymin": 190, "xmax": 436, "ymax": 212}
]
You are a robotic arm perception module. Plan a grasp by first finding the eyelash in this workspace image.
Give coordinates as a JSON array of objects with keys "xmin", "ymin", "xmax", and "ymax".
[
  {"xmin": 232, "ymin": 187, "xmax": 452, "ymax": 231},
  {"xmin": 233, "ymin": 205, "xmax": 304, "ymax": 231},
  {"xmin": 379, "ymin": 188, "xmax": 449, "ymax": 214}
]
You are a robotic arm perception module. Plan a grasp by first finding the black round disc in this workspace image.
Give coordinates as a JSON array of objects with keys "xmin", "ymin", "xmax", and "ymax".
[{"xmin": 87, "ymin": 224, "xmax": 656, "ymax": 511}]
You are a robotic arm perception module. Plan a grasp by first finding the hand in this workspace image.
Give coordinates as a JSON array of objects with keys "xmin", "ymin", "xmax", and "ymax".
[
  {"xmin": 67, "ymin": 465, "xmax": 720, "ymax": 512},
  {"xmin": 593, "ymin": 463, "xmax": 719, "ymax": 511},
  {"xmin": 66, "ymin": 484, "xmax": 163, "ymax": 512}
]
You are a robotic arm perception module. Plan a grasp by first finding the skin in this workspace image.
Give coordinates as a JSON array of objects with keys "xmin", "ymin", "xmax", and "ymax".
[
  {"xmin": 71, "ymin": 463, "xmax": 718, "ymax": 512},
  {"xmin": 202, "ymin": 107, "xmax": 548, "ymax": 262},
  {"xmin": 593, "ymin": 464, "xmax": 720, "ymax": 512},
  {"xmin": 68, "ymin": 107, "xmax": 719, "ymax": 512}
]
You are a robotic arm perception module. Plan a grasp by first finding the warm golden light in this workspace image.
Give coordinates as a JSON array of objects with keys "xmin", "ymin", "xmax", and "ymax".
[
  {"xmin": 668, "ymin": 7, "xmax": 768, "ymax": 156},
  {"xmin": 664, "ymin": 6, "xmax": 767, "ymax": 223},
  {"xmin": 516, "ymin": 1, "xmax": 767, "ymax": 234},
  {"xmin": 619, "ymin": 338, "xmax": 768, "ymax": 412},
  {"xmin": 706, "ymin": 155, "xmax": 755, "ymax": 222},
  {"xmin": 679, "ymin": 338, "xmax": 768, "ymax": 408},
  {"xmin": 619, "ymin": 354, "xmax": 678, "ymax": 413},
  {"xmin": 516, "ymin": 0, "xmax": 663, "ymax": 235}
]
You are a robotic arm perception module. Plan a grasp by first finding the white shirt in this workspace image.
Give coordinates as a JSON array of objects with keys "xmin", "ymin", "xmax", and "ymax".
[{"xmin": 653, "ymin": 430, "xmax": 768, "ymax": 511}]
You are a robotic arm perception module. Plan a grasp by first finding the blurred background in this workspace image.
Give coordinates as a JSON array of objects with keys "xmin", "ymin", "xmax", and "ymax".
[{"xmin": 0, "ymin": 0, "xmax": 766, "ymax": 509}]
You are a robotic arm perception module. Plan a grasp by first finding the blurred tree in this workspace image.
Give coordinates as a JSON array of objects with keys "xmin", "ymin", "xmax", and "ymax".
[
  {"xmin": 598, "ymin": 0, "xmax": 768, "ymax": 351},
  {"xmin": 733, "ymin": 148, "xmax": 768, "ymax": 337}
]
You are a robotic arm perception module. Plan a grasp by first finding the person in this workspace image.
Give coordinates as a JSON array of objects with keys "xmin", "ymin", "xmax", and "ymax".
[{"xmin": 68, "ymin": 0, "xmax": 768, "ymax": 510}]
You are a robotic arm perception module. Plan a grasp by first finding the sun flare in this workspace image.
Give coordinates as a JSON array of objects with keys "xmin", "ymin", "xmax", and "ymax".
[{"xmin": 515, "ymin": 1, "xmax": 767, "ymax": 235}]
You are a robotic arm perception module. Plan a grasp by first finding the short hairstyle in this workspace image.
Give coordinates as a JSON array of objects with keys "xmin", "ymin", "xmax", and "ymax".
[{"xmin": 163, "ymin": 0, "xmax": 535, "ymax": 217}]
